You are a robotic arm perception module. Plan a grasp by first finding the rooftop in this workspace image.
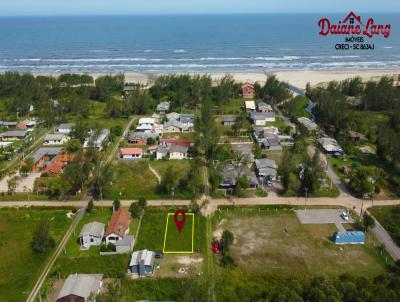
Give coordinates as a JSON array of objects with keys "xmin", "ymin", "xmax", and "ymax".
[
  {"xmin": 57, "ymin": 274, "xmax": 103, "ymax": 301},
  {"xmin": 105, "ymin": 209, "xmax": 131, "ymax": 237}
]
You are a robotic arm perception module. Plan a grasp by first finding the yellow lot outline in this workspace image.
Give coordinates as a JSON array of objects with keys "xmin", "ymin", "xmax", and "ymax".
[{"xmin": 163, "ymin": 213, "xmax": 195, "ymax": 254}]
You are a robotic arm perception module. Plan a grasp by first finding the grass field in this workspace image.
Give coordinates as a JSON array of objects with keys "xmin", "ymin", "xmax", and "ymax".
[
  {"xmin": 163, "ymin": 213, "xmax": 194, "ymax": 253},
  {"xmin": 0, "ymin": 207, "xmax": 73, "ymax": 302},
  {"xmin": 370, "ymin": 205, "xmax": 400, "ymax": 246},
  {"xmin": 213, "ymin": 206, "xmax": 389, "ymax": 278},
  {"xmin": 103, "ymin": 160, "xmax": 193, "ymax": 200}
]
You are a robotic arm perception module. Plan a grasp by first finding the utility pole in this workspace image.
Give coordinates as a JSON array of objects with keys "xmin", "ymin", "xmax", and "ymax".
[{"xmin": 304, "ymin": 187, "xmax": 308, "ymax": 211}]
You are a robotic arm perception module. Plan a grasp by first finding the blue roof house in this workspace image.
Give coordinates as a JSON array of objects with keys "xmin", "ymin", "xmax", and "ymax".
[{"xmin": 334, "ymin": 231, "xmax": 365, "ymax": 245}]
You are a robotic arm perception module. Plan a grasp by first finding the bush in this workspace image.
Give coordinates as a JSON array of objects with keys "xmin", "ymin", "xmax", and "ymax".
[{"xmin": 100, "ymin": 243, "xmax": 116, "ymax": 253}]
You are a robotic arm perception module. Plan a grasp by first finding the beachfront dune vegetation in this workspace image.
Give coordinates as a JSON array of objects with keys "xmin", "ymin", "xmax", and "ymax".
[{"xmin": 306, "ymin": 75, "xmax": 400, "ymax": 197}]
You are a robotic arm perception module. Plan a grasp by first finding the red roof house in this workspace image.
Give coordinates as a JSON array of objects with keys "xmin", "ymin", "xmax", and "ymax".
[
  {"xmin": 241, "ymin": 83, "xmax": 255, "ymax": 100},
  {"xmin": 105, "ymin": 209, "xmax": 131, "ymax": 244}
]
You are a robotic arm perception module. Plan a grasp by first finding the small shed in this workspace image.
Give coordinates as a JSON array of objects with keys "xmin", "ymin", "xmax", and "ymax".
[
  {"xmin": 334, "ymin": 231, "xmax": 365, "ymax": 245},
  {"xmin": 115, "ymin": 235, "xmax": 135, "ymax": 254}
]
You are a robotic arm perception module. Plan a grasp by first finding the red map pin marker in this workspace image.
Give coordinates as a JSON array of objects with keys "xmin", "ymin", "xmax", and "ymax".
[{"xmin": 174, "ymin": 208, "xmax": 186, "ymax": 233}]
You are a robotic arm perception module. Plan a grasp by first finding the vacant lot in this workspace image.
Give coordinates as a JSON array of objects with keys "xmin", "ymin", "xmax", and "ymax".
[
  {"xmin": 214, "ymin": 207, "xmax": 388, "ymax": 278},
  {"xmin": 104, "ymin": 160, "xmax": 193, "ymax": 200},
  {"xmin": 0, "ymin": 207, "xmax": 72, "ymax": 302},
  {"xmin": 163, "ymin": 213, "xmax": 194, "ymax": 253},
  {"xmin": 370, "ymin": 205, "xmax": 400, "ymax": 246}
]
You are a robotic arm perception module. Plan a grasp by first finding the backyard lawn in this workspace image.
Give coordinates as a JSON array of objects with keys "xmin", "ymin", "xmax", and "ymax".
[
  {"xmin": 213, "ymin": 206, "xmax": 389, "ymax": 278},
  {"xmin": 0, "ymin": 207, "xmax": 73, "ymax": 302},
  {"xmin": 163, "ymin": 213, "xmax": 194, "ymax": 253}
]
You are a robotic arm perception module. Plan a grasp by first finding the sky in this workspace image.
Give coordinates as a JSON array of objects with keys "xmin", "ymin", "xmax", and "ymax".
[{"xmin": 0, "ymin": 0, "xmax": 399, "ymax": 16}]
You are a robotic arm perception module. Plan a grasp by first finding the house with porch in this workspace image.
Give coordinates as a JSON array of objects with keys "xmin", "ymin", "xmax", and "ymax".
[
  {"xmin": 119, "ymin": 148, "xmax": 143, "ymax": 160},
  {"xmin": 105, "ymin": 209, "xmax": 131, "ymax": 245}
]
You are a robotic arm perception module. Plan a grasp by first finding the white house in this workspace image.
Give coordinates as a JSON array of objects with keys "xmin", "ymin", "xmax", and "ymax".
[
  {"xmin": 169, "ymin": 145, "xmax": 189, "ymax": 160},
  {"xmin": 244, "ymin": 100, "xmax": 256, "ymax": 111},
  {"xmin": 156, "ymin": 145, "xmax": 169, "ymax": 160},
  {"xmin": 83, "ymin": 129, "xmax": 110, "ymax": 150},
  {"xmin": 136, "ymin": 118, "xmax": 155, "ymax": 132},
  {"xmin": 79, "ymin": 222, "xmax": 105, "ymax": 249},
  {"xmin": 105, "ymin": 209, "xmax": 131, "ymax": 245},
  {"xmin": 55, "ymin": 123, "xmax": 75, "ymax": 134},
  {"xmin": 119, "ymin": 148, "xmax": 143, "ymax": 159},
  {"xmin": 43, "ymin": 133, "xmax": 70, "ymax": 145},
  {"xmin": 250, "ymin": 112, "xmax": 276, "ymax": 126}
]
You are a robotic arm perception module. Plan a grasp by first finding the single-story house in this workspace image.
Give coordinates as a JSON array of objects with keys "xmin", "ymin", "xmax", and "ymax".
[
  {"xmin": 83, "ymin": 129, "xmax": 110, "ymax": 150},
  {"xmin": 317, "ymin": 137, "xmax": 343, "ymax": 155},
  {"xmin": 257, "ymin": 102, "xmax": 273, "ymax": 112},
  {"xmin": 56, "ymin": 123, "xmax": 75, "ymax": 134},
  {"xmin": 156, "ymin": 101, "xmax": 170, "ymax": 114},
  {"xmin": 119, "ymin": 148, "xmax": 143, "ymax": 159},
  {"xmin": 255, "ymin": 158, "xmax": 278, "ymax": 181},
  {"xmin": 123, "ymin": 84, "xmax": 136, "ymax": 96},
  {"xmin": 44, "ymin": 133, "xmax": 70, "ymax": 145},
  {"xmin": 241, "ymin": 83, "xmax": 255, "ymax": 99},
  {"xmin": 166, "ymin": 112, "xmax": 180, "ymax": 121},
  {"xmin": 127, "ymin": 131, "xmax": 159, "ymax": 145},
  {"xmin": 179, "ymin": 114, "xmax": 195, "ymax": 127},
  {"xmin": 136, "ymin": 118, "xmax": 155, "ymax": 133},
  {"xmin": 79, "ymin": 222, "xmax": 105, "ymax": 249},
  {"xmin": 160, "ymin": 138, "xmax": 191, "ymax": 148},
  {"xmin": 250, "ymin": 112, "xmax": 276, "ymax": 125},
  {"xmin": 334, "ymin": 231, "xmax": 365, "ymax": 245},
  {"xmin": 260, "ymin": 134, "xmax": 283, "ymax": 151},
  {"xmin": 57, "ymin": 274, "xmax": 103, "ymax": 302},
  {"xmin": 169, "ymin": 145, "xmax": 189, "ymax": 160},
  {"xmin": 115, "ymin": 235, "xmax": 135, "ymax": 254},
  {"xmin": 231, "ymin": 144, "xmax": 255, "ymax": 164},
  {"xmin": 23, "ymin": 119, "xmax": 37, "ymax": 128},
  {"xmin": 0, "ymin": 130, "xmax": 28, "ymax": 141},
  {"xmin": 105, "ymin": 209, "xmax": 131, "ymax": 245},
  {"xmin": 33, "ymin": 147, "xmax": 63, "ymax": 170},
  {"xmin": 1, "ymin": 121, "xmax": 18, "ymax": 129},
  {"xmin": 156, "ymin": 145, "xmax": 169, "ymax": 160},
  {"xmin": 297, "ymin": 117, "xmax": 318, "ymax": 132},
  {"xmin": 163, "ymin": 119, "xmax": 186, "ymax": 133},
  {"xmin": 145, "ymin": 145, "xmax": 158, "ymax": 155},
  {"xmin": 223, "ymin": 117, "xmax": 236, "ymax": 126},
  {"xmin": 220, "ymin": 164, "xmax": 258, "ymax": 188},
  {"xmin": 128, "ymin": 249, "xmax": 156, "ymax": 277},
  {"xmin": 244, "ymin": 100, "xmax": 256, "ymax": 111}
]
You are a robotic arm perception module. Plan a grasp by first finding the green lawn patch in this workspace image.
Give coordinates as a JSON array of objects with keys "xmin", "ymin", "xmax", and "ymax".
[
  {"xmin": 0, "ymin": 207, "xmax": 73, "ymax": 302},
  {"xmin": 163, "ymin": 213, "xmax": 194, "ymax": 253},
  {"xmin": 370, "ymin": 205, "xmax": 400, "ymax": 246}
]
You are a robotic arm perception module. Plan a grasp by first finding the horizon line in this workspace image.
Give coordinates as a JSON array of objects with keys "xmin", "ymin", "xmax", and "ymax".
[{"xmin": 0, "ymin": 11, "xmax": 399, "ymax": 17}]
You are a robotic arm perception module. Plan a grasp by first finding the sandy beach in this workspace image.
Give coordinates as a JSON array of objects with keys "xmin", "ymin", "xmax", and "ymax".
[{"xmin": 33, "ymin": 69, "xmax": 400, "ymax": 89}]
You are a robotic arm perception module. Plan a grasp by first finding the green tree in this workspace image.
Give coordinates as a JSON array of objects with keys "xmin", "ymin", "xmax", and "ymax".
[
  {"xmin": 87, "ymin": 199, "xmax": 94, "ymax": 213},
  {"xmin": 31, "ymin": 218, "xmax": 55, "ymax": 254},
  {"xmin": 113, "ymin": 199, "xmax": 121, "ymax": 211},
  {"xmin": 362, "ymin": 212, "xmax": 376, "ymax": 232},
  {"xmin": 159, "ymin": 165, "xmax": 177, "ymax": 196},
  {"xmin": 220, "ymin": 230, "xmax": 234, "ymax": 251}
]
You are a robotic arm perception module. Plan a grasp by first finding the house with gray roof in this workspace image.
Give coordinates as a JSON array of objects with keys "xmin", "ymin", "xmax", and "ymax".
[
  {"xmin": 79, "ymin": 222, "xmax": 105, "ymax": 249},
  {"xmin": 255, "ymin": 158, "xmax": 278, "ymax": 180},
  {"xmin": 57, "ymin": 274, "xmax": 103, "ymax": 302},
  {"xmin": 83, "ymin": 129, "xmax": 110, "ymax": 150},
  {"xmin": 223, "ymin": 117, "xmax": 236, "ymax": 126},
  {"xmin": 163, "ymin": 119, "xmax": 187, "ymax": 133},
  {"xmin": 297, "ymin": 117, "xmax": 319, "ymax": 132},
  {"xmin": 179, "ymin": 114, "xmax": 195, "ymax": 127},
  {"xmin": 115, "ymin": 235, "xmax": 135, "ymax": 254},
  {"xmin": 0, "ymin": 130, "xmax": 28, "ymax": 141},
  {"xmin": 156, "ymin": 101, "xmax": 170, "ymax": 114},
  {"xmin": 257, "ymin": 102, "xmax": 273, "ymax": 112},
  {"xmin": 129, "ymin": 249, "xmax": 156, "ymax": 277},
  {"xmin": 56, "ymin": 123, "xmax": 75, "ymax": 134},
  {"xmin": 250, "ymin": 112, "xmax": 276, "ymax": 126},
  {"xmin": 44, "ymin": 133, "xmax": 70, "ymax": 145},
  {"xmin": 33, "ymin": 147, "xmax": 63, "ymax": 170},
  {"xmin": 166, "ymin": 112, "xmax": 180, "ymax": 121},
  {"xmin": 169, "ymin": 145, "xmax": 189, "ymax": 160},
  {"xmin": 260, "ymin": 133, "xmax": 282, "ymax": 151},
  {"xmin": 220, "ymin": 164, "xmax": 258, "ymax": 189},
  {"xmin": 127, "ymin": 131, "xmax": 159, "ymax": 145}
]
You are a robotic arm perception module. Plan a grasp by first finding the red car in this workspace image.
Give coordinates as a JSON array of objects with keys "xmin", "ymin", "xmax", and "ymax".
[{"xmin": 211, "ymin": 243, "xmax": 221, "ymax": 254}]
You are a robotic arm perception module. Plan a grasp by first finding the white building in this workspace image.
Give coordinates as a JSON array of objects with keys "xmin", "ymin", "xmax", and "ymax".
[
  {"xmin": 136, "ymin": 117, "xmax": 155, "ymax": 132},
  {"xmin": 55, "ymin": 123, "xmax": 75, "ymax": 134},
  {"xmin": 169, "ymin": 145, "xmax": 189, "ymax": 160},
  {"xmin": 43, "ymin": 133, "xmax": 70, "ymax": 145},
  {"xmin": 250, "ymin": 112, "xmax": 276, "ymax": 126},
  {"xmin": 83, "ymin": 129, "xmax": 110, "ymax": 150},
  {"xmin": 119, "ymin": 148, "xmax": 143, "ymax": 160},
  {"xmin": 79, "ymin": 222, "xmax": 105, "ymax": 249}
]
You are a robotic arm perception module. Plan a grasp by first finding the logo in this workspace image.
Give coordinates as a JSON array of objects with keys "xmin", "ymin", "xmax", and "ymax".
[{"xmin": 318, "ymin": 12, "xmax": 391, "ymax": 38}]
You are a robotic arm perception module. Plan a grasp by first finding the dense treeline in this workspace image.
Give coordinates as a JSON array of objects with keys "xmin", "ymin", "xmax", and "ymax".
[
  {"xmin": 0, "ymin": 72, "xmax": 124, "ymax": 124},
  {"xmin": 307, "ymin": 75, "xmax": 400, "ymax": 168}
]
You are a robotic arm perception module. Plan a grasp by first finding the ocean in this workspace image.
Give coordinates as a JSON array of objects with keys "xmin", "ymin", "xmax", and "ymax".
[{"xmin": 0, "ymin": 14, "xmax": 399, "ymax": 73}]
